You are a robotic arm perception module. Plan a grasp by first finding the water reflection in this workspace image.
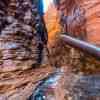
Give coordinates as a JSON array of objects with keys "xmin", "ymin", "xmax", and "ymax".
[
  {"xmin": 29, "ymin": 69, "xmax": 63, "ymax": 100},
  {"xmin": 29, "ymin": 69, "xmax": 100, "ymax": 100}
]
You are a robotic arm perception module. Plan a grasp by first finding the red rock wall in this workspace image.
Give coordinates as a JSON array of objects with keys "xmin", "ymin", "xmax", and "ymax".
[
  {"xmin": 45, "ymin": 0, "xmax": 100, "ymax": 74},
  {"xmin": 56, "ymin": 0, "xmax": 100, "ymax": 73},
  {"xmin": 43, "ymin": 2, "xmax": 61, "ymax": 47},
  {"xmin": 80, "ymin": 0, "xmax": 100, "ymax": 45},
  {"xmin": 0, "ymin": 0, "xmax": 53, "ymax": 99},
  {"xmin": 57, "ymin": 0, "xmax": 100, "ymax": 45}
]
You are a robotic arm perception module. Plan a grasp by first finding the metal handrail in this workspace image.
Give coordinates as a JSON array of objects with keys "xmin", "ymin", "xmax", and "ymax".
[{"xmin": 60, "ymin": 34, "xmax": 100, "ymax": 59}]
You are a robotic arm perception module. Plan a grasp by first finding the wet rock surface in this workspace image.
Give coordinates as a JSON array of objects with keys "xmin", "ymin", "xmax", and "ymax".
[
  {"xmin": 73, "ymin": 75, "xmax": 100, "ymax": 97},
  {"xmin": 29, "ymin": 69, "xmax": 64, "ymax": 100},
  {"xmin": 29, "ymin": 69, "xmax": 100, "ymax": 100}
]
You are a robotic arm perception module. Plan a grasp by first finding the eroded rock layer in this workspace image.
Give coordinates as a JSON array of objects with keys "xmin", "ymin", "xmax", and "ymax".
[
  {"xmin": 0, "ymin": 0, "xmax": 50, "ymax": 99},
  {"xmin": 0, "ymin": 0, "xmax": 48, "ymax": 72},
  {"xmin": 49, "ymin": 0, "xmax": 100, "ymax": 74}
]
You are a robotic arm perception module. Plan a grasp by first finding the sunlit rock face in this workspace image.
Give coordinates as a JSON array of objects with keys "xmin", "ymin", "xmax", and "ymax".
[
  {"xmin": 42, "ymin": 0, "xmax": 100, "ymax": 73},
  {"xmin": 43, "ymin": 1, "xmax": 61, "ymax": 47},
  {"xmin": 43, "ymin": 0, "xmax": 70, "ymax": 68},
  {"xmin": 0, "ymin": 0, "xmax": 48, "ymax": 72},
  {"xmin": 79, "ymin": 0, "xmax": 100, "ymax": 46},
  {"xmin": 42, "ymin": 0, "xmax": 82, "ymax": 68},
  {"xmin": 56, "ymin": 0, "xmax": 86, "ymax": 39},
  {"xmin": 52, "ymin": 0, "xmax": 100, "ymax": 74},
  {"xmin": 43, "ymin": 2, "xmax": 99, "ymax": 98},
  {"xmin": 57, "ymin": 0, "xmax": 100, "ymax": 45}
]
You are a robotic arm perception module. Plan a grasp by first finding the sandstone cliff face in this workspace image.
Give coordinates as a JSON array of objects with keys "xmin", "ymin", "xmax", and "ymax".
[
  {"xmin": 48, "ymin": 0, "xmax": 100, "ymax": 74},
  {"xmin": 0, "ymin": 0, "xmax": 100, "ymax": 99},
  {"xmin": 0, "ymin": 0, "xmax": 51, "ymax": 99},
  {"xmin": 0, "ymin": 0, "xmax": 34, "ymax": 72},
  {"xmin": 57, "ymin": 0, "xmax": 100, "ymax": 45},
  {"xmin": 0, "ymin": 0, "xmax": 48, "ymax": 72}
]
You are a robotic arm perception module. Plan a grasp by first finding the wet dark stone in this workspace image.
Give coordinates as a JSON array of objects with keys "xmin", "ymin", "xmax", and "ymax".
[
  {"xmin": 73, "ymin": 75, "xmax": 100, "ymax": 99},
  {"xmin": 28, "ymin": 69, "xmax": 63, "ymax": 100}
]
